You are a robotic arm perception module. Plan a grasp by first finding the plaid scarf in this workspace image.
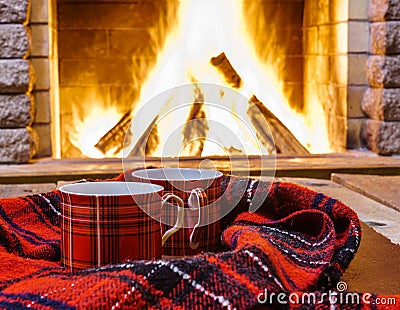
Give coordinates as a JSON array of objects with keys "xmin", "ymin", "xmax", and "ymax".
[{"xmin": 0, "ymin": 172, "xmax": 398, "ymax": 309}]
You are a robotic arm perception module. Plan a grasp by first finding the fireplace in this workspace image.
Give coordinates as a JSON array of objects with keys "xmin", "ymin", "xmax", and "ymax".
[{"xmin": 1, "ymin": 0, "xmax": 400, "ymax": 163}]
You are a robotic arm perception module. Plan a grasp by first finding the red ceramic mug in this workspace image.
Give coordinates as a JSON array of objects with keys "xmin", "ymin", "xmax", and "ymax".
[
  {"xmin": 131, "ymin": 168, "xmax": 223, "ymax": 256},
  {"xmin": 59, "ymin": 182, "xmax": 185, "ymax": 271}
]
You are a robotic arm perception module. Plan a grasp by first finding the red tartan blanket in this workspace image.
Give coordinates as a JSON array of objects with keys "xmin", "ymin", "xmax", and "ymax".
[{"xmin": 0, "ymin": 172, "xmax": 398, "ymax": 309}]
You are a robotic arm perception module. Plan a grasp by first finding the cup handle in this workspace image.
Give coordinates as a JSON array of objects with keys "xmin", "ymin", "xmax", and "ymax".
[
  {"xmin": 161, "ymin": 193, "xmax": 185, "ymax": 246},
  {"xmin": 187, "ymin": 188, "xmax": 208, "ymax": 249}
]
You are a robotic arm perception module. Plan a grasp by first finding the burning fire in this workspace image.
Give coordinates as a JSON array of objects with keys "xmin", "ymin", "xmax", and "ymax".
[
  {"xmin": 69, "ymin": 104, "xmax": 123, "ymax": 158},
  {"xmin": 70, "ymin": 0, "xmax": 331, "ymax": 157},
  {"xmin": 127, "ymin": 0, "xmax": 331, "ymax": 156}
]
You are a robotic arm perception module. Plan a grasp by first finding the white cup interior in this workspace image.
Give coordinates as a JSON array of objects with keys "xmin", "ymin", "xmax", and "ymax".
[
  {"xmin": 59, "ymin": 182, "xmax": 163, "ymax": 196},
  {"xmin": 132, "ymin": 168, "xmax": 222, "ymax": 181}
]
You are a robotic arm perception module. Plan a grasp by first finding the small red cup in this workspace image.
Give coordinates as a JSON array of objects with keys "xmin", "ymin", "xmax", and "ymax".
[
  {"xmin": 131, "ymin": 168, "xmax": 223, "ymax": 256},
  {"xmin": 59, "ymin": 182, "xmax": 184, "ymax": 272}
]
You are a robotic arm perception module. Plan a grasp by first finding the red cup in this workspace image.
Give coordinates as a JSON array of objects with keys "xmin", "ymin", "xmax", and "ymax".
[
  {"xmin": 131, "ymin": 168, "xmax": 223, "ymax": 256},
  {"xmin": 59, "ymin": 182, "xmax": 184, "ymax": 271}
]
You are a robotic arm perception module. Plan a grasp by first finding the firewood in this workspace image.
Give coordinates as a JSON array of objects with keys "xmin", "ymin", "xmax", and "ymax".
[
  {"xmin": 210, "ymin": 53, "xmax": 242, "ymax": 89},
  {"xmin": 125, "ymin": 116, "xmax": 159, "ymax": 157},
  {"xmin": 209, "ymin": 52, "xmax": 309, "ymax": 155},
  {"xmin": 96, "ymin": 52, "xmax": 309, "ymax": 157},
  {"xmin": 249, "ymin": 95, "xmax": 309, "ymax": 155},
  {"xmin": 95, "ymin": 111, "xmax": 132, "ymax": 155},
  {"xmin": 181, "ymin": 83, "xmax": 209, "ymax": 156}
]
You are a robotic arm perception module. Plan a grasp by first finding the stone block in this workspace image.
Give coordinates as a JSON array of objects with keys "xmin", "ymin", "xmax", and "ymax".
[
  {"xmin": 0, "ymin": 127, "xmax": 38, "ymax": 163},
  {"xmin": 332, "ymin": 22, "xmax": 348, "ymax": 54},
  {"xmin": 58, "ymin": 30, "xmax": 107, "ymax": 58},
  {"xmin": 366, "ymin": 55, "xmax": 400, "ymax": 87},
  {"xmin": 0, "ymin": 94, "xmax": 33, "ymax": 127},
  {"xmin": 362, "ymin": 87, "xmax": 400, "ymax": 121},
  {"xmin": 303, "ymin": 0, "xmax": 319, "ymax": 26},
  {"xmin": 303, "ymin": 27, "xmax": 318, "ymax": 55},
  {"xmin": 33, "ymin": 91, "xmax": 50, "ymax": 123},
  {"xmin": 32, "ymin": 123, "xmax": 52, "ymax": 157},
  {"xmin": 58, "ymin": 3, "xmax": 158, "ymax": 30},
  {"xmin": 349, "ymin": 0, "xmax": 369, "ymax": 20},
  {"xmin": 0, "ymin": 59, "xmax": 33, "ymax": 93},
  {"xmin": 0, "ymin": 24, "xmax": 30, "ymax": 58},
  {"xmin": 110, "ymin": 30, "xmax": 155, "ymax": 57},
  {"xmin": 363, "ymin": 119, "xmax": 400, "ymax": 155},
  {"xmin": 332, "ymin": 55, "xmax": 350, "ymax": 86},
  {"xmin": 348, "ymin": 54, "xmax": 368, "ymax": 85},
  {"xmin": 305, "ymin": 55, "xmax": 329, "ymax": 84},
  {"xmin": 369, "ymin": 0, "xmax": 400, "ymax": 21},
  {"xmin": 31, "ymin": 58, "xmax": 50, "ymax": 90},
  {"xmin": 59, "ymin": 58, "xmax": 134, "ymax": 85},
  {"xmin": 348, "ymin": 86, "xmax": 367, "ymax": 118},
  {"xmin": 370, "ymin": 21, "xmax": 400, "ymax": 54},
  {"xmin": 0, "ymin": 0, "xmax": 29, "ymax": 23},
  {"xmin": 327, "ymin": 115, "xmax": 347, "ymax": 151},
  {"xmin": 31, "ymin": 24, "xmax": 49, "ymax": 57},
  {"xmin": 347, "ymin": 118, "xmax": 365, "ymax": 149},
  {"xmin": 318, "ymin": 25, "xmax": 334, "ymax": 54},
  {"xmin": 329, "ymin": 0, "xmax": 348, "ymax": 23},
  {"xmin": 348, "ymin": 21, "xmax": 369, "ymax": 53},
  {"xmin": 29, "ymin": 0, "xmax": 48, "ymax": 23},
  {"xmin": 316, "ymin": 0, "xmax": 330, "ymax": 25},
  {"xmin": 324, "ymin": 85, "xmax": 347, "ymax": 117}
]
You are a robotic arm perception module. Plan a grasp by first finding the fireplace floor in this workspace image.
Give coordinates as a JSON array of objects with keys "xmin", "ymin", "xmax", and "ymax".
[
  {"xmin": 0, "ymin": 172, "xmax": 399, "ymax": 295},
  {"xmin": 275, "ymin": 176, "xmax": 400, "ymax": 295},
  {"xmin": 0, "ymin": 152, "xmax": 399, "ymax": 184}
]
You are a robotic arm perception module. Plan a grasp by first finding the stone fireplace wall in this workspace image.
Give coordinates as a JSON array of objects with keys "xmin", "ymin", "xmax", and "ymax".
[
  {"xmin": 0, "ymin": 0, "xmax": 38, "ymax": 163},
  {"xmin": 1, "ymin": 0, "xmax": 400, "ymax": 163},
  {"xmin": 363, "ymin": 0, "xmax": 400, "ymax": 155},
  {"xmin": 304, "ymin": 0, "xmax": 371, "ymax": 151}
]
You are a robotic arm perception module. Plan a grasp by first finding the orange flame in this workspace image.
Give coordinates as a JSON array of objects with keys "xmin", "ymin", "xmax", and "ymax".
[
  {"xmin": 69, "ymin": 101, "xmax": 123, "ymax": 158},
  {"xmin": 125, "ymin": 0, "xmax": 331, "ymax": 156},
  {"xmin": 69, "ymin": 0, "xmax": 331, "ymax": 158}
]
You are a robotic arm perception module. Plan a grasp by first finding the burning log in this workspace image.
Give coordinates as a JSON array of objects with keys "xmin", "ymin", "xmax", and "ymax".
[
  {"xmin": 210, "ymin": 53, "xmax": 242, "ymax": 89},
  {"xmin": 181, "ymin": 83, "xmax": 209, "ymax": 156},
  {"xmin": 210, "ymin": 52, "xmax": 309, "ymax": 155},
  {"xmin": 94, "ymin": 111, "xmax": 132, "ymax": 155},
  {"xmin": 94, "ymin": 106, "xmax": 160, "ymax": 156},
  {"xmin": 126, "ymin": 83, "xmax": 209, "ymax": 157},
  {"xmin": 96, "ymin": 52, "xmax": 308, "ymax": 157},
  {"xmin": 248, "ymin": 95, "xmax": 308, "ymax": 155},
  {"xmin": 95, "ymin": 110, "xmax": 161, "ymax": 157},
  {"xmin": 126, "ymin": 117, "xmax": 159, "ymax": 157},
  {"xmin": 96, "ymin": 83, "xmax": 210, "ymax": 157}
]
